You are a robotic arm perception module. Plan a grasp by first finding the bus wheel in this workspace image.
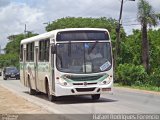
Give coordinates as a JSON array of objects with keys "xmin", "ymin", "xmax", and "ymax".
[
  {"xmin": 46, "ymin": 84, "xmax": 56, "ymax": 102},
  {"xmin": 29, "ymin": 88, "xmax": 37, "ymax": 95},
  {"xmin": 28, "ymin": 76, "xmax": 37, "ymax": 95},
  {"xmin": 91, "ymin": 94, "xmax": 100, "ymax": 100}
]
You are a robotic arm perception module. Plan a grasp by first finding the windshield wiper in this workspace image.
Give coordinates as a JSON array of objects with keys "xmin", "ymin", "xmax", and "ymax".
[
  {"xmin": 57, "ymin": 54, "xmax": 63, "ymax": 67},
  {"xmin": 88, "ymin": 41, "xmax": 98, "ymax": 54}
]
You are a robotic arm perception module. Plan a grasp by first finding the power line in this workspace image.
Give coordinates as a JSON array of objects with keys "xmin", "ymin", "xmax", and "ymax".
[
  {"xmin": 123, "ymin": 21, "xmax": 160, "ymax": 26},
  {"xmin": 123, "ymin": 23, "xmax": 140, "ymax": 26}
]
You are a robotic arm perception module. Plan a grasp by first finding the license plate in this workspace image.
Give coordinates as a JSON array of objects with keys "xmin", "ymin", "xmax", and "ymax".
[{"xmin": 11, "ymin": 75, "xmax": 15, "ymax": 77}]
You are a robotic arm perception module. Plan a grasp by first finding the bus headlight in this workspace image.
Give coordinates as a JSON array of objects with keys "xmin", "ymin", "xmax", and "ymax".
[
  {"xmin": 58, "ymin": 78, "xmax": 71, "ymax": 87},
  {"xmin": 100, "ymin": 76, "xmax": 112, "ymax": 85}
]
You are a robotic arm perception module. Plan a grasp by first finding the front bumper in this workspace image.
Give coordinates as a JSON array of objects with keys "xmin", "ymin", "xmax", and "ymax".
[
  {"xmin": 54, "ymin": 82, "xmax": 113, "ymax": 96},
  {"xmin": 4, "ymin": 74, "xmax": 20, "ymax": 79}
]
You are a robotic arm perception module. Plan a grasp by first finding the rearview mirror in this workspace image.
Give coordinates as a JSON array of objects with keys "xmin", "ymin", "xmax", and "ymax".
[{"xmin": 51, "ymin": 45, "xmax": 56, "ymax": 54}]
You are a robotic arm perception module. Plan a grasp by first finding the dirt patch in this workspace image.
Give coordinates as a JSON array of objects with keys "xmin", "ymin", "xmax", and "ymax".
[{"xmin": 0, "ymin": 85, "xmax": 48, "ymax": 114}]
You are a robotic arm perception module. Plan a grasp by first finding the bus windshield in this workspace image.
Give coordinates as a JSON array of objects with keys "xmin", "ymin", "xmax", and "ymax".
[{"xmin": 56, "ymin": 42, "xmax": 112, "ymax": 74}]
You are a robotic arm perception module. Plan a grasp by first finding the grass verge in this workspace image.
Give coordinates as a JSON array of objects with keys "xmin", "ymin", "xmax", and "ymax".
[{"xmin": 114, "ymin": 83, "xmax": 160, "ymax": 92}]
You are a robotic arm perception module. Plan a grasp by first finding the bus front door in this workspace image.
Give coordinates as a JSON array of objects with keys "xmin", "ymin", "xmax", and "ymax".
[
  {"xmin": 20, "ymin": 49, "xmax": 26, "ymax": 86},
  {"xmin": 34, "ymin": 47, "xmax": 38, "ymax": 90},
  {"xmin": 51, "ymin": 52, "xmax": 55, "ymax": 92}
]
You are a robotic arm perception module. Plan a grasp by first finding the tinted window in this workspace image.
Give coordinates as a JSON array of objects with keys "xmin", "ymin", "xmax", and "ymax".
[
  {"xmin": 57, "ymin": 31, "xmax": 109, "ymax": 41},
  {"xmin": 20, "ymin": 45, "xmax": 23, "ymax": 61},
  {"xmin": 39, "ymin": 39, "xmax": 50, "ymax": 62},
  {"xmin": 26, "ymin": 42, "xmax": 34, "ymax": 61},
  {"xmin": 6, "ymin": 67, "xmax": 19, "ymax": 73}
]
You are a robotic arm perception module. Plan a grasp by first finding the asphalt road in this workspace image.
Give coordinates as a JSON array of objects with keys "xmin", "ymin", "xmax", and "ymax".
[{"xmin": 0, "ymin": 76, "xmax": 160, "ymax": 114}]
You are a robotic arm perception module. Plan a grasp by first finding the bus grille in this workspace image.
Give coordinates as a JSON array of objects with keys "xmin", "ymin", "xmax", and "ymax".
[
  {"xmin": 73, "ymin": 82, "xmax": 97, "ymax": 85},
  {"xmin": 66, "ymin": 75, "xmax": 103, "ymax": 81},
  {"xmin": 76, "ymin": 88, "xmax": 96, "ymax": 92}
]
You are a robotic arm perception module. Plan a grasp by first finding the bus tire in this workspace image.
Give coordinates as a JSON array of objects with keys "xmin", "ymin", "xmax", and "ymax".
[
  {"xmin": 28, "ymin": 75, "xmax": 37, "ymax": 95},
  {"xmin": 46, "ymin": 82, "xmax": 56, "ymax": 102},
  {"xmin": 29, "ymin": 88, "xmax": 37, "ymax": 95},
  {"xmin": 91, "ymin": 94, "xmax": 100, "ymax": 100}
]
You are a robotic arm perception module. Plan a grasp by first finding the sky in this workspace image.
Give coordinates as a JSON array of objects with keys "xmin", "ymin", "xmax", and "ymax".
[{"xmin": 0, "ymin": 0, "xmax": 160, "ymax": 50}]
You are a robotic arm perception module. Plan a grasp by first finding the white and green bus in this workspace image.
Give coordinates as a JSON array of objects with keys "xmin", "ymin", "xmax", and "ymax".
[{"xmin": 20, "ymin": 28, "xmax": 113, "ymax": 101}]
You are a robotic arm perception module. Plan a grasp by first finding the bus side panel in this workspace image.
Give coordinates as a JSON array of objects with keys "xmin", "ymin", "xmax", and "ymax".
[
  {"xmin": 34, "ymin": 47, "xmax": 40, "ymax": 91},
  {"xmin": 20, "ymin": 49, "xmax": 26, "ymax": 86},
  {"xmin": 37, "ymin": 62, "xmax": 50, "ymax": 93},
  {"xmin": 51, "ymin": 53, "xmax": 55, "ymax": 93},
  {"xmin": 37, "ymin": 62, "xmax": 47, "ymax": 93},
  {"xmin": 25, "ymin": 62, "xmax": 36, "ymax": 89},
  {"xmin": 20, "ymin": 62, "xmax": 25, "ymax": 85},
  {"xmin": 40, "ymin": 44, "xmax": 55, "ymax": 94}
]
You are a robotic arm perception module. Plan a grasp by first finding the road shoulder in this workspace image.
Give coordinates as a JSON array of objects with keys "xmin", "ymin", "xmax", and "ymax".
[
  {"xmin": 115, "ymin": 86, "xmax": 160, "ymax": 96},
  {"xmin": 0, "ymin": 85, "xmax": 48, "ymax": 114}
]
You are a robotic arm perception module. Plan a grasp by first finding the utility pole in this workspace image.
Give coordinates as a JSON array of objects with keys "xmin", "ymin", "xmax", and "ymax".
[
  {"xmin": 116, "ymin": 0, "xmax": 124, "ymax": 55},
  {"xmin": 43, "ymin": 22, "xmax": 50, "ymax": 25},
  {"xmin": 24, "ymin": 24, "xmax": 27, "ymax": 37},
  {"xmin": 114, "ymin": 0, "xmax": 135, "ymax": 70},
  {"xmin": 43, "ymin": 22, "xmax": 51, "ymax": 31},
  {"xmin": 24, "ymin": 24, "xmax": 31, "ymax": 38}
]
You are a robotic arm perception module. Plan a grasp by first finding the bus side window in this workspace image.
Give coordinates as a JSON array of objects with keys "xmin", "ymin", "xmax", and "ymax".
[
  {"xmin": 26, "ymin": 42, "xmax": 34, "ymax": 62},
  {"xmin": 20, "ymin": 45, "xmax": 23, "ymax": 61},
  {"xmin": 39, "ymin": 39, "xmax": 50, "ymax": 62},
  {"xmin": 44, "ymin": 39, "xmax": 50, "ymax": 61},
  {"xmin": 39, "ymin": 40, "xmax": 43, "ymax": 61}
]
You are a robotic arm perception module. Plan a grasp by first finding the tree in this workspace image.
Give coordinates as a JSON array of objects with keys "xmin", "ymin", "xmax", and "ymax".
[
  {"xmin": 45, "ymin": 17, "xmax": 126, "ymax": 42},
  {"xmin": 137, "ymin": 0, "xmax": 160, "ymax": 72},
  {"xmin": 120, "ymin": 29, "xmax": 142, "ymax": 65},
  {"xmin": 0, "ymin": 32, "xmax": 38, "ymax": 68}
]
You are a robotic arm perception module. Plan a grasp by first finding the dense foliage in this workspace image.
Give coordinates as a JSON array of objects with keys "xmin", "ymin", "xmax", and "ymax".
[
  {"xmin": 116, "ymin": 29, "xmax": 160, "ymax": 87},
  {"xmin": 116, "ymin": 64, "xmax": 148, "ymax": 86},
  {"xmin": 0, "ymin": 33, "xmax": 37, "ymax": 68}
]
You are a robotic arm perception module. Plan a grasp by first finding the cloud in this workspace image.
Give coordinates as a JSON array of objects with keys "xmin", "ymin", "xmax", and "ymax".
[
  {"xmin": 0, "ymin": 2, "xmax": 45, "ymax": 49},
  {"xmin": 0, "ymin": 0, "xmax": 10, "ymax": 8},
  {"xmin": 39, "ymin": 0, "xmax": 122, "ymax": 20},
  {"xmin": 145, "ymin": 0, "xmax": 160, "ymax": 13},
  {"xmin": 0, "ymin": 0, "xmax": 160, "ymax": 49},
  {"xmin": 32, "ymin": 0, "xmax": 138, "ymax": 34}
]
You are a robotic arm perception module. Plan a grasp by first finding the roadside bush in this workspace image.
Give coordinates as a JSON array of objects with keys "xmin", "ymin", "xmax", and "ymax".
[
  {"xmin": 116, "ymin": 64, "xmax": 148, "ymax": 86},
  {"xmin": 148, "ymin": 69, "xmax": 160, "ymax": 87}
]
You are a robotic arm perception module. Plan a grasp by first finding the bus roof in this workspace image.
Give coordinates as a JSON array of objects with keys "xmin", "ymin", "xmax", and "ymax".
[{"xmin": 20, "ymin": 28, "xmax": 109, "ymax": 44}]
